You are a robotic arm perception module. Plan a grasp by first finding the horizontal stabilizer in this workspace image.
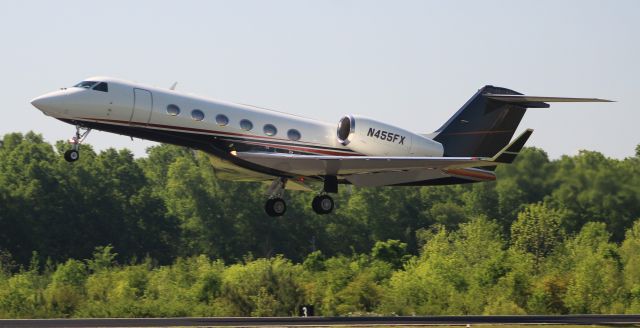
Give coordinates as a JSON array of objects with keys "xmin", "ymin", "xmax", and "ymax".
[
  {"xmin": 485, "ymin": 94, "xmax": 613, "ymax": 103},
  {"xmin": 490, "ymin": 129, "xmax": 533, "ymax": 164}
]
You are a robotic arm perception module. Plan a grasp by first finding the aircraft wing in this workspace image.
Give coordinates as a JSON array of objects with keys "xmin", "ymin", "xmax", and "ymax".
[
  {"xmin": 235, "ymin": 129, "xmax": 532, "ymax": 179},
  {"xmin": 235, "ymin": 152, "xmax": 492, "ymax": 176}
]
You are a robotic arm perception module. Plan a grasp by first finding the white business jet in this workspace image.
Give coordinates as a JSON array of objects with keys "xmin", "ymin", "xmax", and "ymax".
[{"xmin": 31, "ymin": 77, "xmax": 611, "ymax": 216}]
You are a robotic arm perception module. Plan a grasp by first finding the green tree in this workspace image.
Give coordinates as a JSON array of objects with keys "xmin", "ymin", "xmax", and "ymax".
[
  {"xmin": 548, "ymin": 151, "xmax": 640, "ymax": 241},
  {"xmin": 371, "ymin": 239, "xmax": 409, "ymax": 269},
  {"xmin": 493, "ymin": 148, "xmax": 553, "ymax": 230},
  {"xmin": 511, "ymin": 202, "xmax": 565, "ymax": 269},
  {"xmin": 86, "ymin": 245, "xmax": 117, "ymax": 273},
  {"xmin": 619, "ymin": 219, "xmax": 640, "ymax": 312},
  {"xmin": 219, "ymin": 257, "xmax": 303, "ymax": 316},
  {"xmin": 381, "ymin": 218, "xmax": 509, "ymax": 315},
  {"xmin": 562, "ymin": 222, "xmax": 624, "ymax": 313},
  {"xmin": 302, "ymin": 251, "xmax": 326, "ymax": 272},
  {"xmin": 44, "ymin": 259, "xmax": 87, "ymax": 317}
]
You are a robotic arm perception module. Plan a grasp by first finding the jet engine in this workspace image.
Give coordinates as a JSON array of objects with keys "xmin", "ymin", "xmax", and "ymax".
[{"xmin": 336, "ymin": 115, "xmax": 444, "ymax": 157}]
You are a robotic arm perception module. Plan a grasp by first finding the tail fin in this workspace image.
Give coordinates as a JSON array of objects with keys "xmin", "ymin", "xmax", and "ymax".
[
  {"xmin": 433, "ymin": 85, "xmax": 532, "ymax": 157},
  {"xmin": 433, "ymin": 85, "xmax": 612, "ymax": 157}
]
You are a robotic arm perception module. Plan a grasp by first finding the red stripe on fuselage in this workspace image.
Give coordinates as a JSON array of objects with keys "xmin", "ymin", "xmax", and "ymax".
[{"xmin": 78, "ymin": 117, "xmax": 361, "ymax": 156}]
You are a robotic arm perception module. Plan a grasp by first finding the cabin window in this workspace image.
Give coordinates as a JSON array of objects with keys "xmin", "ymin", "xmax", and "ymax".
[
  {"xmin": 191, "ymin": 109, "xmax": 205, "ymax": 121},
  {"xmin": 240, "ymin": 119, "xmax": 253, "ymax": 131},
  {"xmin": 263, "ymin": 124, "xmax": 277, "ymax": 136},
  {"xmin": 93, "ymin": 82, "xmax": 108, "ymax": 92},
  {"xmin": 216, "ymin": 114, "xmax": 229, "ymax": 126},
  {"xmin": 166, "ymin": 104, "xmax": 180, "ymax": 116},
  {"xmin": 74, "ymin": 81, "xmax": 97, "ymax": 89},
  {"xmin": 287, "ymin": 129, "xmax": 301, "ymax": 141}
]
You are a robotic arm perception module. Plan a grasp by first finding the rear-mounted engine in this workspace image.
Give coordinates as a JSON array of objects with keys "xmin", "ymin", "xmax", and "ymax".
[{"xmin": 337, "ymin": 115, "xmax": 444, "ymax": 157}]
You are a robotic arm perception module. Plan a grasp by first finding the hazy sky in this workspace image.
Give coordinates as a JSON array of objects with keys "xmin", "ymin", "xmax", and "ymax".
[{"xmin": 1, "ymin": 0, "xmax": 637, "ymax": 158}]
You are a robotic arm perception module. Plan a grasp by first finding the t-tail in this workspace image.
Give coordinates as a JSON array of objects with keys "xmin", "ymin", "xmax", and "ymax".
[{"xmin": 432, "ymin": 85, "xmax": 612, "ymax": 158}]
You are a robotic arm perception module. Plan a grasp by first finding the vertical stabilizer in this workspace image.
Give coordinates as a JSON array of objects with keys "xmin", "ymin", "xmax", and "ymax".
[{"xmin": 433, "ymin": 86, "xmax": 534, "ymax": 157}]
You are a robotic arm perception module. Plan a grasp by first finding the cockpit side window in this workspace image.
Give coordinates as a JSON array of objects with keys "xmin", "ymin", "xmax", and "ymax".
[
  {"xmin": 74, "ymin": 81, "xmax": 98, "ymax": 89},
  {"xmin": 93, "ymin": 82, "xmax": 108, "ymax": 92}
]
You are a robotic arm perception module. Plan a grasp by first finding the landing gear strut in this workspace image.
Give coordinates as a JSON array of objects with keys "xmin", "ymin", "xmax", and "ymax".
[
  {"xmin": 264, "ymin": 177, "xmax": 287, "ymax": 217},
  {"xmin": 64, "ymin": 125, "xmax": 91, "ymax": 163}
]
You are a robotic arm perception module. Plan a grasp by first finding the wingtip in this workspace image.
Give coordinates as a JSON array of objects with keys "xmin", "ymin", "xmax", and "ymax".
[{"xmin": 587, "ymin": 98, "xmax": 616, "ymax": 102}]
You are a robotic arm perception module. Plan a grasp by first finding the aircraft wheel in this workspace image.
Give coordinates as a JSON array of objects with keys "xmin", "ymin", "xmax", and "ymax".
[
  {"xmin": 64, "ymin": 150, "xmax": 79, "ymax": 162},
  {"xmin": 265, "ymin": 198, "xmax": 286, "ymax": 217},
  {"xmin": 312, "ymin": 196, "xmax": 320, "ymax": 214},
  {"xmin": 312, "ymin": 195, "xmax": 334, "ymax": 215}
]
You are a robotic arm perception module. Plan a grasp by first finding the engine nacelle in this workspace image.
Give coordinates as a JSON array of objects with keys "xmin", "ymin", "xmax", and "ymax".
[{"xmin": 337, "ymin": 115, "xmax": 444, "ymax": 157}]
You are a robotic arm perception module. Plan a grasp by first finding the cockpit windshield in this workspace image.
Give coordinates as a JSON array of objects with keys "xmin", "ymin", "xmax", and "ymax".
[
  {"xmin": 74, "ymin": 81, "xmax": 98, "ymax": 89},
  {"xmin": 93, "ymin": 82, "xmax": 108, "ymax": 92}
]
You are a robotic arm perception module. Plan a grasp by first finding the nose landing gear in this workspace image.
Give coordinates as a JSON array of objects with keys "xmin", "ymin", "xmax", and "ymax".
[
  {"xmin": 64, "ymin": 125, "xmax": 91, "ymax": 163},
  {"xmin": 64, "ymin": 149, "xmax": 79, "ymax": 162}
]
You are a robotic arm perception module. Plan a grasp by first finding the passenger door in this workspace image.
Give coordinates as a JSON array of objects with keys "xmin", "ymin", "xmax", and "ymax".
[{"xmin": 130, "ymin": 88, "xmax": 153, "ymax": 125}]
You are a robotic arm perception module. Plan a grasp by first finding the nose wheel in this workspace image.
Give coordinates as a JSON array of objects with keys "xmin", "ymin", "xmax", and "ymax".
[
  {"xmin": 312, "ymin": 194, "xmax": 334, "ymax": 215},
  {"xmin": 64, "ymin": 125, "xmax": 91, "ymax": 163},
  {"xmin": 64, "ymin": 149, "xmax": 79, "ymax": 162}
]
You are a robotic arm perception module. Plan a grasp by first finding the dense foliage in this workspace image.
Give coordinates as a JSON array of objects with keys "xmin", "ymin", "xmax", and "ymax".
[{"xmin": 0, "ymin": 132, "xmax": 639, "ymax": 317}]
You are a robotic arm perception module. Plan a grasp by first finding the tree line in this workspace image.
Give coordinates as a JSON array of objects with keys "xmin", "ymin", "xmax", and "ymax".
[{"xmin": 0, "ymin": 132, "xmax": 639, "ymax": 317}]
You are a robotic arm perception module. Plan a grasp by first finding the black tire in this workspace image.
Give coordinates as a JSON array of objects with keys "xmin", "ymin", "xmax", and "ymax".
[
  {"xmin": 265, "ymin": 198, "xmax": 286, "ymax": 217},
  {"xmin": 64, "ymin": 149, "xmax": 79, "ymax": 162},
  {"xmin": 312, "ymin": 195, "xmax": 334, "ymax": 214},
  {"xmin": 265, "ymin": 199, "xmax": 275, "ymax": 216},
  {"xmin": 312, "ymin": 196, "xmax": 321, "ymax": 214}
]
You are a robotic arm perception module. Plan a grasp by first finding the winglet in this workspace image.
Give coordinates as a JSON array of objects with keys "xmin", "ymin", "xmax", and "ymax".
[{"xmin": 490, "ymin": 129, "xmax": 533, "ymax": 164}]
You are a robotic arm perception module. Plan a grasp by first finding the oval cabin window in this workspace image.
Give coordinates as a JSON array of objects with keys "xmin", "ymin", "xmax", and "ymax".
[
  {"xmin": 240, "ymin": 119, "xmax": 253, "ymax": 131},
  {"xmin": 263, "ymin": 124, "xmax": 277, "ymax": 136},
  {"xmin": 167, "ymin": 104, "xmax": 180, "ymax": 116},
  {"xmin": 216, "ymin": 114, "xmax": 229, "ymax": 126},
  {"xmin": 191, "ymin": 109, "xmax": 205, "ymax": 121},
  {"xmin": 287, "ymin": 129, "xmax": 301, "ymax": 141}
]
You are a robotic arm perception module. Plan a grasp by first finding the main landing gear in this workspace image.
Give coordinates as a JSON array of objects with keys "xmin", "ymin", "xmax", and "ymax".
[
  {"xmin": 64, "ymin": 125, "xmax": 91, "ymax": 163},
  {"xmin": 312, "ymin": 175, "xmax": 337, "ymax": 215},
  {"xmin": 265, "ymin": 178, "xmax": 287, "ymax": 217},
  {"xmin": 264, "ymin": 176, "xmax": 338, "ymax": 217},
  {"xmin": 311, "ymin": 194, "xmax": 334, "ymax": 215}
]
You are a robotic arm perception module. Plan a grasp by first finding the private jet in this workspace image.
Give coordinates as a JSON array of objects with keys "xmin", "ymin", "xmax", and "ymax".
[{"xmin": 31, "ymin": 77, "xmax": 611, "ymax": 216}]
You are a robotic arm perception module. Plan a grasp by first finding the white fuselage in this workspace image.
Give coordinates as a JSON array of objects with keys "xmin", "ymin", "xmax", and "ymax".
[
  {"xmin": 32, "ymin": 76, "xmax": 359, "ymax": 157},
  {"xmin": 31, "ymin": 76, "xmax": 457, "ymax": 189}
]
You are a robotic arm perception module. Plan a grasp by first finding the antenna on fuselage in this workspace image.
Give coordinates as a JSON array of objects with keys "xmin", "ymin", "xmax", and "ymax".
[{"xmin": 170, "ymin": 82, "xmax": 178, "ymax": 90}]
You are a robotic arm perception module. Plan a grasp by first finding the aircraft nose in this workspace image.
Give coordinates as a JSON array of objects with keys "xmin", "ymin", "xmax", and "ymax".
[
  {"xmin": 31, "ymin": 92, "xmax": 66, "ymax": 114},
  {"xmin": 30, "ymin": 96, "xmax": 46, "ymax": 110}
]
